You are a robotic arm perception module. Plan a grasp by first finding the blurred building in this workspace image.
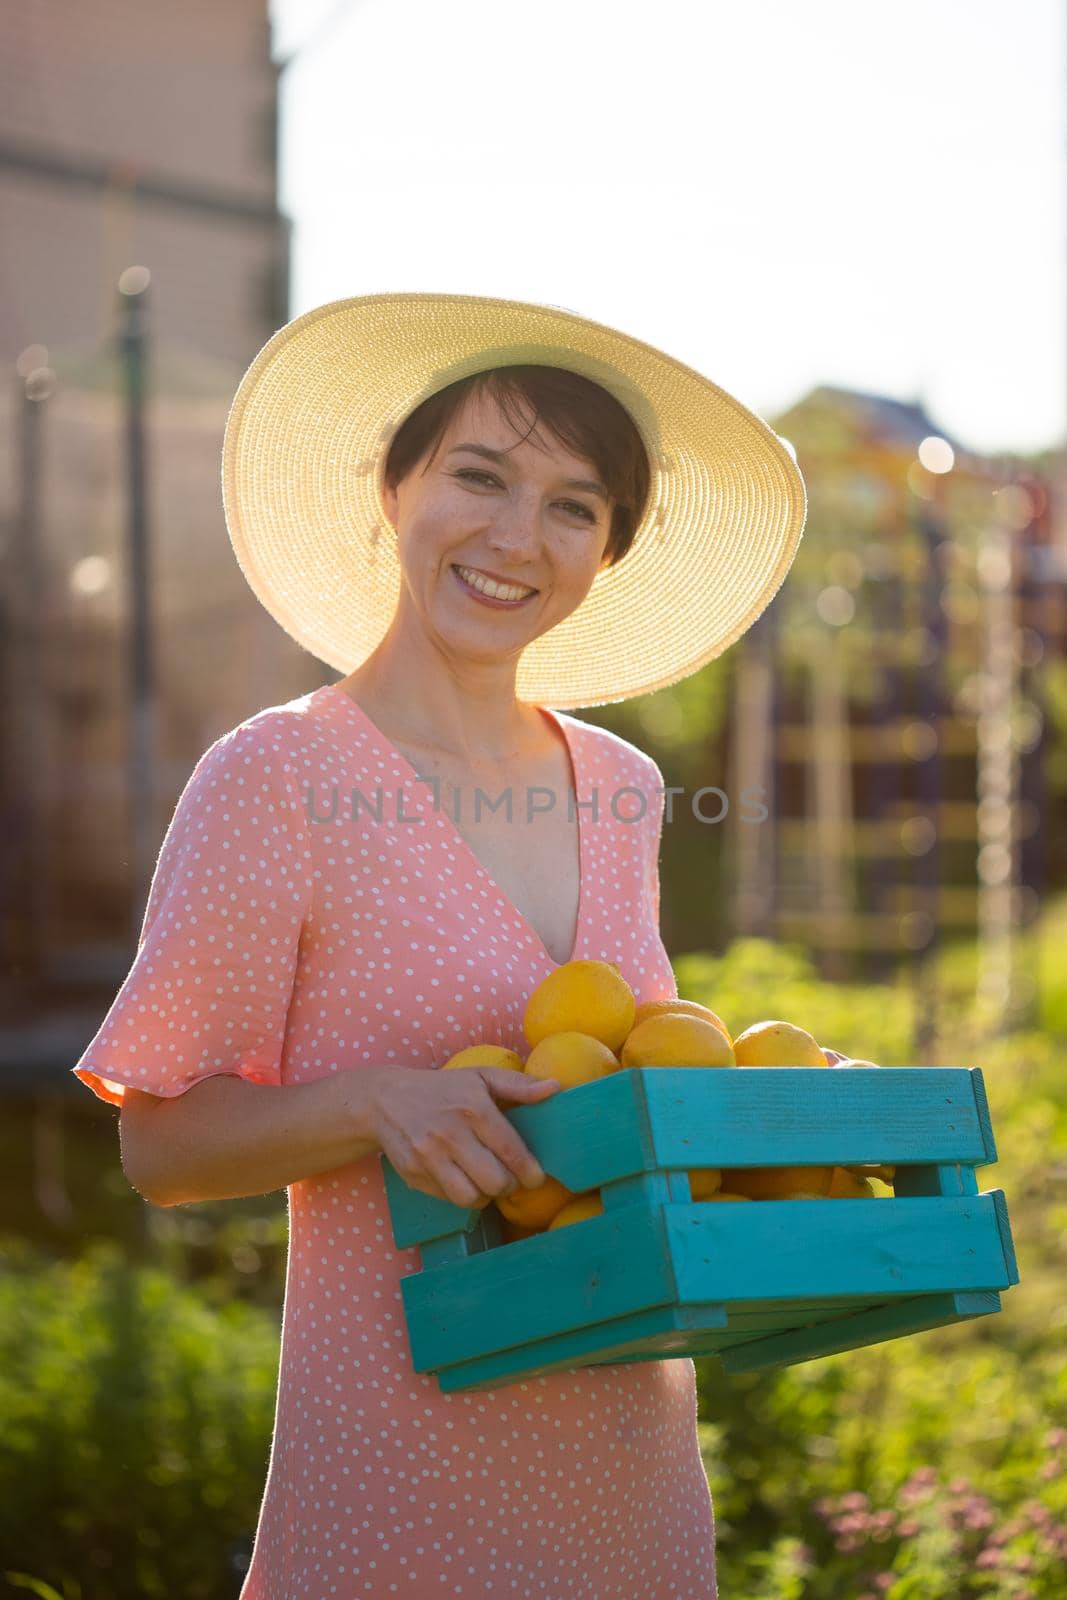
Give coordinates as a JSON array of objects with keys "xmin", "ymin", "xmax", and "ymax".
[
  {"xmin": 1, "ymin": 0, "xmax": 287, "ymax": 364},
  {"xmin": 0, "ymin": 1, "xmax": 321, "ymax": 1050},
  {"xmin": 729, "ymin": 382, "xmax": 1063, "ymax": 1029}
]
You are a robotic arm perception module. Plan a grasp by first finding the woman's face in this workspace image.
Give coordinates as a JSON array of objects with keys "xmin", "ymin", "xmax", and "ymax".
[{"xmin": 380, "ymin": 387, "xmax": 614, "ymax": 666}]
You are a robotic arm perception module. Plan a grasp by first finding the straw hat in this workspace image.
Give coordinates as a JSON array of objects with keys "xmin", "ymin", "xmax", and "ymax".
[{"xmin": 221, "ymin": 291, "xmax": 806, "ymax": 710}]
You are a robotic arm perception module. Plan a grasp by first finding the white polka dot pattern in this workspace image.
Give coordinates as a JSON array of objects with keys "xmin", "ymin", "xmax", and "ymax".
[{"xmin": 72, "ymin": 683, "xmax": 717, "ymax": 1598}]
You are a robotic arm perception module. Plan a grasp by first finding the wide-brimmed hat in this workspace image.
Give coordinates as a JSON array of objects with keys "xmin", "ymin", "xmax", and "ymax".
[{"xmin": 221, "ymin": 291, "xmax": 806, "ymax": 709}]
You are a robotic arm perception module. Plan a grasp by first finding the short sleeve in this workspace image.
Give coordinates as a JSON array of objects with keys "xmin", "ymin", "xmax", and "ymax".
[
  {"xmin": 71, "ymin": 717, "xmax": 313, "ymax": 1108},
  {"xmin": 643, "ymin": 757, "xmax": 667, "ymax": 925}
]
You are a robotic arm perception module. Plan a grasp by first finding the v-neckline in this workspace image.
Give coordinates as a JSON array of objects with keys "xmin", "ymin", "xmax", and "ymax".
[{"xmin": 320, "ymin": 682, "xmax": 586, "ymax": 969}]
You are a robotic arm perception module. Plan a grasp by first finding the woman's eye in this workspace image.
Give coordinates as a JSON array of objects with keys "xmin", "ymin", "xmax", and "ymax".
[
  {"xmin": 453, "ymin": 469, "xmax": 596, "ymax": 521},
  {"xmin": 455, "ymin": 469, "xmax": 499, "ymax": 488}
]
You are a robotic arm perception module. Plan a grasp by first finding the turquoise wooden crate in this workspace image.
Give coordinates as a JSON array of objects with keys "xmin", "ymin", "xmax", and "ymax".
[{"xmin": 381, "ymin": 1066, "xmax": 1019, "ymax": 1394}]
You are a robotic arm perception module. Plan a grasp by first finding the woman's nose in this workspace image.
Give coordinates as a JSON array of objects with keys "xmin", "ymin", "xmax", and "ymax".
[{"xmin": 485, "ymin": 495, "xmax": 544, "ymax": 556}]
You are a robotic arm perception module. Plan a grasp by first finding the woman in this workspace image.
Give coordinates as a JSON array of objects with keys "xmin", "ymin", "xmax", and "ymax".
[{"xmin": 73, "ymin": 292, "xmax": 807, "ymax": 1598}]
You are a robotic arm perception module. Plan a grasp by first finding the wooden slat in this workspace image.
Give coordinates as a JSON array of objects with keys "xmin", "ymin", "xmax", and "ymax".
[
  {"xmin": 772, "ymin": 914, "xmax": 974, "ymax": 944},
  {"xmin": 434, "ymin": 1289, "xmax": 1005, "ymax": 1391},
  {"xmin": 777, "ymin": 814, "xmax": 979, "ymax": 850},
  {"xmin": 433, "ymin": 1298, "xmax": 873, "ymax": 1391},
  {"xmin": 431, "ymin": 1302, "xmax": 730, "ymax": 1393},
  {"xmin": 385, "ymin": 1068, "xmax": 995, "ymax": 1245},
  {"xmin": 992, "ymin": 1189, "xmax": 1020, "ymax": 1284},
  {"xmin": 666, "ymin": 1195, "xmax": 1013, "ymax": 1303},
  {"xmin": 776, "ymin": 719, "xmax": 978, "ymax": 761},
  {"xmin": 971, "ymin": 1069, "xmax": 999, "ymax": 1165},
  {"xmin": 400, "ymin": 1205, "xmax": 676, "ymax": 1371},
  {"xmin": 636, "ymin": 1067, "xmax": 991, "ymax": 1170},
  {"xmin": 405, "ymin": 1192, "xmax": 1013, "ymax": 1380},
  {"xmin": 719, "ymin": 1292, "xmax": 1001, "ymax": 1374}
]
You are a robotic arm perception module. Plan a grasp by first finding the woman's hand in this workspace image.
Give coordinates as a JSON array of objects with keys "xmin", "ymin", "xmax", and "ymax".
[{"xmin": 367, "ymin": 1065, "xmax": 562, "ymax": 1209}]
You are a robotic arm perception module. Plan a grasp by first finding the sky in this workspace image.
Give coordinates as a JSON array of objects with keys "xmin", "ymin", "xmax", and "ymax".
[{"xmin": 270, "ymin": 0, "xmax": 1065, "ymax": 458}]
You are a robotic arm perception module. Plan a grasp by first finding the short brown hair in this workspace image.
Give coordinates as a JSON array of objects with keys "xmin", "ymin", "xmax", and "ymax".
[{"xmin": 382, "ymin": 365, "xmax": 652, "ymax": 569}]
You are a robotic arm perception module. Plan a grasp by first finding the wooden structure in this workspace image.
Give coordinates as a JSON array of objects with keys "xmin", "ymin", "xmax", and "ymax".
[
  {"xmin": 728, "ymin": 385, "xmax": 1062, "ymax": 1030},
  {"xmin": 0, "ymin": 1, "xmax": 321, "ymax": 1021}
]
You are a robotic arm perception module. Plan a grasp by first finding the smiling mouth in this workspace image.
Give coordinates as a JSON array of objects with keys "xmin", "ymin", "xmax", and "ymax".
[{"xmin": 451, "ymin": 564, "xmax": 539, "ymax": 604}]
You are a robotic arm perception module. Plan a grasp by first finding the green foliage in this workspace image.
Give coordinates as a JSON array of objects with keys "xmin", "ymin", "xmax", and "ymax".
[
  {"xmin": 0, "ymin": 1238, "xmax": 279, "ymax": 1599},
  {"xmin": 681, "ymin": 933, "xmax": 1067, "ymax": 1598},
  {"xmin": 1039, "ymin": 659, "xmax": 1067, "ymax": 799},
  {"xmin": 668, "ymin": 934, "xmax": 1067, "ymax": 1593},
  {"xmin": 1034, "ymin": 896, "xmax": 1067, "ymax": 1037},
  {"xmin": 4, "ymin": 1578, "xmax": 72, "ymax": 1600},
  {"xmin": 674, "ymin": 936, "xmax": 916, "ymax": 1064},
  {"xmin": 589, "ymin": 655, "xmax": 735, "ymax": 764},
  {"xmin": 698, "ymin": 1352, "xmax": 1067, "ymax": 1599},
  {"xmin": 5, "ymin": 924, "xmax": 1067, "ymax": 1596}
]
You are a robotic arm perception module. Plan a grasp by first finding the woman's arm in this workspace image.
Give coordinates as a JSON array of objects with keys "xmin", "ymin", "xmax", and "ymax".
[{"xmin": 120, "ymin": 1069, "xmax": 386, "ymax": 1207}]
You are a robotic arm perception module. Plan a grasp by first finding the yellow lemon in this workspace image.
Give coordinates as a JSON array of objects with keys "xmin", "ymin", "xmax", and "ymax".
[
  {"xmin": 844, "ymin": 1163, "xmax": 896, "ymax": 1184},
  {"xmin": 496, "ymin": 1173, "xmax": 574, "ymax": 1228},
  {"xmin": 524, "ymin": 1031, "xmax": 620, "ymax": 1088},
  {"xmin": 723, "ymin": 1165, "xmax": 835, "ymax": 1200},
  {"xmin": 732, "ymin": 1019, "xmax": 828, "ymax": 1067},
  {"xmin": 547, "ymin": 1192, "xmax": 605, "ymax": 1229},
  {"xmin": 700, "ymin": 1192, "xmax": 752, "ymax": 1202},
  {"xmin": 772, "ymin": 1190, "xmax": 831, "ymax": 1200},
  {"xmin": 827, "ymin": 1167, "xmax": 876, "ymax": 1199},
  {"xmin": 632, "ymin": 998, "xmax": 732, "ymax": 1045},
  {"xmin": 524, "ymin": 959, "xmax": 636, "ymax": 1052},
  {"xmin": 687, "ymin": 1168, "xmax": 723, "ymax": 1199},
  {"xmin": 620, "ymin": 1014, "xmax": 735, "ymax": 1070},
  {"xmin": 440, "ymin": 1044, "xmax": 525, "ymax": 1072}
]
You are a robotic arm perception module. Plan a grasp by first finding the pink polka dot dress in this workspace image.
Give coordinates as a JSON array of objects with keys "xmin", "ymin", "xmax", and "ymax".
[{"xmin": 72, "ymin": 683, "xmax": 718, "ymax": 1599}]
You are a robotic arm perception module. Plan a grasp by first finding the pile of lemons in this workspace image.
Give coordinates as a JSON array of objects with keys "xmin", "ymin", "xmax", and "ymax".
[{"xmin": 439, "ymin": 958, "xmax": 895, "ymax": 1242}]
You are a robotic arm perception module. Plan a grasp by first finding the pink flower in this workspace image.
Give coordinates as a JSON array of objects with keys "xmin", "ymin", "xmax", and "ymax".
[
  {"xmin": 835, "ymin": 1534, "xmax": 865, "ymax": 1554},
  {"xmin": 899, "ymin": 1467, "xmax": 938, "ymax": 1505}
]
